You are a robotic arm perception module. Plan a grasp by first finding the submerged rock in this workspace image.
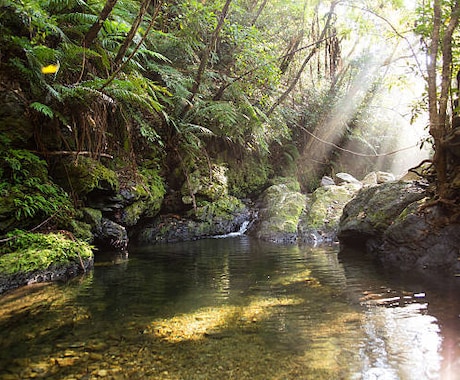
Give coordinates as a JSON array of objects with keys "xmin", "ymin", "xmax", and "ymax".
[{"xmin": 0, "ymin": 257, "xmax": 93, "ymax": 294}]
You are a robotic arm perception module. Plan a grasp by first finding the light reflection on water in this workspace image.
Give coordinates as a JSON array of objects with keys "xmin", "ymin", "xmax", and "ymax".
[{"xmin": 0, "ymin": 236, "xmax": 459, "ymax": 379}]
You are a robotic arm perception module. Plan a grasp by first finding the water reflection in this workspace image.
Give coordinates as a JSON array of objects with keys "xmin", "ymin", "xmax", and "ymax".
[{"xmin": 0, "ymin": 238, "xmax": 458, "ymax": 379}]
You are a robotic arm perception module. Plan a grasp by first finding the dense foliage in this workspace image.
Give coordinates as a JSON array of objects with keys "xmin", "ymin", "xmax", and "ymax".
[{"xmin": 0, "ymin": 0, "xmax": 458, "ymax": 248}]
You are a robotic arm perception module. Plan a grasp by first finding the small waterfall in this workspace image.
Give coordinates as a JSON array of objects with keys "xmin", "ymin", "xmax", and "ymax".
[{"xmin": 212, "ymin": 220, "xmax": 250, "ymax": 239}]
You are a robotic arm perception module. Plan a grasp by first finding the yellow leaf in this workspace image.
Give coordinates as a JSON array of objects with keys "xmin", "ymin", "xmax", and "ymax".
[{"xmin": 41, "ymin": 62, "xmax": 60, "ymax": 75}]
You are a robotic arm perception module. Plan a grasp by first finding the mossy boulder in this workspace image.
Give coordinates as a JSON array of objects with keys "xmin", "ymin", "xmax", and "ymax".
[
  {"xmin": 298, "ymin": 183, "xmax": 360, "ymax": 244},
  {"xmin": 119, "ymin": 168, "xmax": 166, "ymax": 226},
  {"xmin": 250, "ymin": 181, "xmax": 306, "ymax": 243},
  {"xmin": 181, "ymin": 164, "xmax": 228, "ymax": 204},
  {"xmin": 226, "ymin": 155, "xmax": 271, "ymax": 198},
  {"xmin": 336, "ymin": 180, "xmax": 460, "ymax": 273},
  {"xmin": 337, "ymin": 181, "xmax": 427, "ymax": 245},
  {"xmin": 52, "ymin": 156, "xmax": 119, "ymax": 197}
]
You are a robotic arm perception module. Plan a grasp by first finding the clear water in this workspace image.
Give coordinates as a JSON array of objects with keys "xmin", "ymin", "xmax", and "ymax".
[{"xmin": 0, "ymin": 236, "xmax": 459, "ymax": 379}]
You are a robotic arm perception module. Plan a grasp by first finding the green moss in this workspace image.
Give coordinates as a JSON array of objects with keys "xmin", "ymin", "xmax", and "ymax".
[
  {"xmin": 123, "ymin": 200, "xmax": 147, "ymax": 226},
  {"xmin": 397, "ymin": 199, "xmax": 426, "ymax": 222},
  {"xmin": 227, "ymin": 155, "xmax": 271, "ymax": 198},
  {"xmin": 193, "ymin": 196, "xmax": 245, "ymax": 222},
  {"xmin": 80, "ymin": 207, "xmax": 103, "ymax": 227},
  {"xmin": 182, "ymin": 165, "xmax": 228, "ymax": 203},
  {"xmin": 306, "ymin": 185, "xmax": 356, "ymax": 229},
  {"xmin": 0, "ymin": 230, "xmax": 93, "ymax": 275},
  {"xmin": 260, "ymin": 185, "xmax": 306, "ymax": 234},
  {"xmin": 270, "ymin": 177, "xmax": 301, "ymax": 192},
  {"xmin": 139, "ymin": 167, "xmax": 166, "ymax": 217},
  {"xmin": 55, "ymin": 156, "xmax": 119, "ymax": 196},
  {"xmin": 70, "ymin": 220, "xmax": 94, "ymax": 242}
]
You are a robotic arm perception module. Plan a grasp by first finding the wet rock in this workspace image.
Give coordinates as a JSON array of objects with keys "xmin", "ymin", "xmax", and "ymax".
[
  {"xmin": 0, "ymin": 257, "xmax": 93, "ymax": 294},
  {"xmin": 298, "ymin": 183, "xmax": 360, "ymax": 244},
  {"xmin": 249, "ymin": 181, "xmax": 305, "ymax": 243},
  {"xmin": 94, "ymin": 218, "xmax": 128, "ymax": 252},
  {"xmin": 134, "ymin": 197, "xmax": 252, "ymax": 244},
  {"xmin": 338, "ymin": 181, "xmax": 427, "ymax": 246},
  {"xmin": 373, "ymin": 204, "xmax": 460, "ymax": 272}
]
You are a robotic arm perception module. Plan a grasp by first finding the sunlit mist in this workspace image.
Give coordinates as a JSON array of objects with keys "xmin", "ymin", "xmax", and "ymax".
[{"xmin": 305, "ymin": 2, "xmax": 431, "ymax": 180}]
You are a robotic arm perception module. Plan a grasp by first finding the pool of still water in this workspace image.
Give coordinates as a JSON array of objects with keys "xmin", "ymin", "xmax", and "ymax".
[{"xmin": 0, "ymin": 236, "xmax": 459, "ymax": 379}]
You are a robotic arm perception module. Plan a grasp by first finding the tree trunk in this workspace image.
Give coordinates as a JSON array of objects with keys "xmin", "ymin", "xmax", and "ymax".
[
  {"xmin": 427, "ymin": 0, "xmax": 460, "ymax": 200},
  {"xmin": 267, "ymin": 1, "xmax": 337, "ymax": 116},
  {"xmin": 114, "ymin": 0, "xmax": 152, "ymax": 67},
  {"xmin": 250, "ymin": 0, "xmax": 268, "ymax": 26},
  {"xmin": 83, "ymin": 0, "xmax": 118, "ymax": 48},
  {"xmin": 183, "ymin": 0, "xmax": 232, "ymax": 114}
]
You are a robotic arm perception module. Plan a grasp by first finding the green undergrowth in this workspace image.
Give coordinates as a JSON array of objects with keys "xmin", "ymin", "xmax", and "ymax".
[
  {"xmin": 0, "ymin": 143, "xmax": 75, "ymax": 232},
  {"xmin": 0, "ymin": 230, "xmax": 93, "ymax": 275}
]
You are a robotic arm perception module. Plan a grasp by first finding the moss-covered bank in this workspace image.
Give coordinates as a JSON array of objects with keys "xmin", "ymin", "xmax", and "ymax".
[{"xmin": 0, "ymin": 230, "xmax": 93, "ymax": 293}]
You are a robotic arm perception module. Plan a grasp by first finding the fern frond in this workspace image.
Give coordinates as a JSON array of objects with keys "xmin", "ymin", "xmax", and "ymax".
[
  {"xmin": 30, "ymin": 102, "xmax": 54, "ymax": 118},
  {"xmin": 57, "ymin": 81, "xmax": 114, "ymax": 104}
]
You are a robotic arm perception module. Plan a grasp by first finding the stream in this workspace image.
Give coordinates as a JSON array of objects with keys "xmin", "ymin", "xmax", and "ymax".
[{"xmin": 0, "ymin": 236, "xmax": 459, "ymax": 379}]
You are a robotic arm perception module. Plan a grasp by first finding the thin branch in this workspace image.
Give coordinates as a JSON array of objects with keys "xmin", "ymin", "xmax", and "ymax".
[
  {"xmin": 100, "ymin": 1, "xmax": 163, "ymax": 91},
  {"xmin": 213, "ymin": 34, "xmax": 337, "ymax": 101},
  {"xmin": 344, "ymin": 4, "xmax": 425, "ymax": 80},
  {"xmin": 267, "ymin": 1, "xmax": 338, "ymax": 116},
  {"xmin": 298, "ymin": 123, "xmax": 421, "ymax": 158},
  {"xmin": 32, "ymin": 150, "xmax": 114, "ymax": 159}
]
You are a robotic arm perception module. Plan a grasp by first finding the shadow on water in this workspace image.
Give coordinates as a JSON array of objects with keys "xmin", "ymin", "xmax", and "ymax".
[{"xmin": 0, "ymin": 237, "xmax": 459, "ymax": 379}]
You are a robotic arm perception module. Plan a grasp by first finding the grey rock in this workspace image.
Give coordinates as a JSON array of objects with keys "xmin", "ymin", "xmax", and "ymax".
[{"xmin": 336, "ymin": 172, "xmax": 362, "ymax": 185}]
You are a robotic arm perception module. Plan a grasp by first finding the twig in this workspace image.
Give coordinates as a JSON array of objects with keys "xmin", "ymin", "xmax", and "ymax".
[
  {"xmin": 298, "ymin": 124, "xmax": 422, "ymax": 158},
  {"xmin": 0, "ymin": 213, "xmax": 57, "ymax": 245},
  {"xmin": 32, "ymin": 150, "xmax": 113, "ymax": 159}
]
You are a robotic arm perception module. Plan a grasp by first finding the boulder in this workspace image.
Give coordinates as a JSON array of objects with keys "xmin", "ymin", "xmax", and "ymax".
[
  {"xmin": 298, "ymin": 183, "xmax": 360, "ymax": 244},
  {"xmin": 320, "ymin": 176, "xmax": 335, "ymax": 186},
  {"xmin": 181, "ymin": 164, "xmax": 229, "ymax": 204},
  {"xmin": 335, "ymin": 172, "xmax": 362, "ymax": 186},
  {"xmin": 361, "ymin": 171, "xmax": 396, "ymax": 185},
  {"xmin": 337, "ymin": 181, "xmax": 427, "ymax": 245},
  {"xmin": 94, "ymin": 218, "xmax": 128, "ymax": 253},
  {"xmin": 249, "ymin": 182, "xmax": 305, "ymax": 243},
  {"xmin": 338, "ymin": 180, "xmax": 460, "ymax": 273},
  {"xmin": 374, "ymin": 204, "xmax": 460, "ymax": 272},
  {"xmin": 0, "ymin": 258, "xmax": 93, "ymax": 295}
]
